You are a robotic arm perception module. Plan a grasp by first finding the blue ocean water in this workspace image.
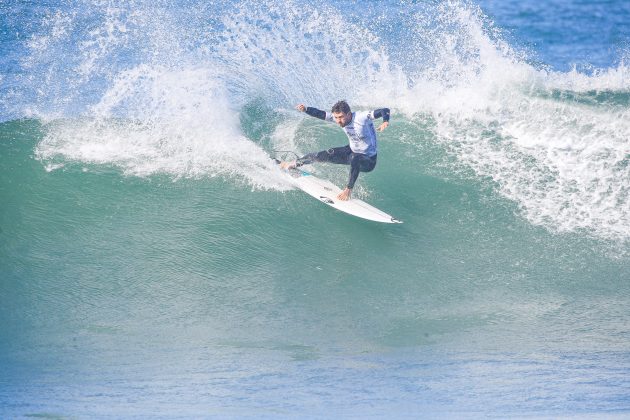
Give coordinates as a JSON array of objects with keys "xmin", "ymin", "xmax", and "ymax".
[{"xmin": 1, "ymin": 0, "xmax": 629, "ymax": 418}]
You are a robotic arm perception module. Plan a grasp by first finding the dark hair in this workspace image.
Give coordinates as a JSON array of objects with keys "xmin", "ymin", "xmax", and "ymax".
[{"xmin": 331, "ymin": 100, "xmax": 351, "ymax": 114}]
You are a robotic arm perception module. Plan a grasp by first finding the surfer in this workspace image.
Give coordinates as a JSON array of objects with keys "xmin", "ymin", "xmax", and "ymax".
[{"xmin": 280, "ymin": 100, "xmax": 390, "ymax": 201}]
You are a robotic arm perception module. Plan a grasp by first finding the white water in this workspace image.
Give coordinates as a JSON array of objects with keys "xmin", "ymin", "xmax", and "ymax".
[{"xmin": 21, "ymin": 0, "xmax": 630, "ymax": 242}]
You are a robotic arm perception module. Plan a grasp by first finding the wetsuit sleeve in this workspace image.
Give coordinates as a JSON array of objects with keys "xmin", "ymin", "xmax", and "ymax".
[
  {"xmin": 370, "ymin": 108, "xmax": 390, "ymax": 122},
  {"xmin": 305, "ymin": 107, "xmax": 327, "ymax": 120}
]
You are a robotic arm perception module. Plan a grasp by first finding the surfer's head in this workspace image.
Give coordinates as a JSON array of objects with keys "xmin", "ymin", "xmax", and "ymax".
[{"xmin": 331, "ymin": 100, "xmax": 352, "ymax": 127}]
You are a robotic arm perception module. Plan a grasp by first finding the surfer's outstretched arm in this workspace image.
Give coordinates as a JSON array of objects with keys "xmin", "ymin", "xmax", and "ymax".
[{"xmin": 295, "ymin": 104, "xmax": 330, "ymax": 121}]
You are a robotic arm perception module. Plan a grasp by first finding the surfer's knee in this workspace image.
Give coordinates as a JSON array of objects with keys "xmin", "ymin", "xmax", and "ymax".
[{"xmin": 350, "ymin": 154, "xmax": 376, "ymax": 172}]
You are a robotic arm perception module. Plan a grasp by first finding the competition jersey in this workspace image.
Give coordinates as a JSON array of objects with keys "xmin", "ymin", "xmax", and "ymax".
[{"xmin": 305, "ymin": 107, "xmax": 389, "ymax": 157}]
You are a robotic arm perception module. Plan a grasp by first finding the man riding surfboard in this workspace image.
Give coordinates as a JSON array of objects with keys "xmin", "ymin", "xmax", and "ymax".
[{"xmin": 280, "ymin": 100, "xmax": 390, "ymax": 201}]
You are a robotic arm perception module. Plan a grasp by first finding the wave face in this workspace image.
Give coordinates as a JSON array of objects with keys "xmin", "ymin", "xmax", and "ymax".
[
  {"xmin": 1, "ymin": 2, "xmax": 629, "ymax": 416},
  {"xmin": 3, "ymin": 0, "xmax": 628, "ymax": 242}
]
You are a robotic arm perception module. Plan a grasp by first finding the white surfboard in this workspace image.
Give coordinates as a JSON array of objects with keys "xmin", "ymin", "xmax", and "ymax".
[{"xmin": 283, "ymin": 167, "xmax": 402, "ymax": 224}]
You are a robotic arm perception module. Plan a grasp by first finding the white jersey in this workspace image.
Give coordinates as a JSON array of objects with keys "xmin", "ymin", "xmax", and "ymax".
[{"xmin": 324, "ymin": 110, "xmax": 379, "ymax": 157}]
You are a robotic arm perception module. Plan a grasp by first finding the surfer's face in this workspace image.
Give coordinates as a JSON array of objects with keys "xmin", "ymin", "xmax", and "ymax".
[{"xmin": 333, "ymin": 111, "xmax": 352, "ymax": 127}]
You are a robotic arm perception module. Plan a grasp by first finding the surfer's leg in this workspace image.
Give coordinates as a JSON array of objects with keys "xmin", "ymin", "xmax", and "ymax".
[
  {"xmin": 347, "ymin": 154, "xmax": 377, "ymax": 189},
  {"xmin": 300, "ymin": 145, "xmax": 352, "ymax": 165}
]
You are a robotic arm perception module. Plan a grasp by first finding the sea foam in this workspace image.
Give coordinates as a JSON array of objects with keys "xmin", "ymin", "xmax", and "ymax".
[{"xmin": 21, "ymin": 0, "xmax": 630, "ymax": 241}]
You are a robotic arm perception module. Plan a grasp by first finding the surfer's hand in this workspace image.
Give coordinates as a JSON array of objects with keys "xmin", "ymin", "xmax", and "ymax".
[
  {"xmin": 295, "ymin": 104, "xmax": 307, "ymax": 112},
  {"xmin": 377, "ymin": 121, "xmax": 389, "ymax": 132},
  {"xmin": 337, "ymin": 187, "xmax": 352, "ymax": 201}
]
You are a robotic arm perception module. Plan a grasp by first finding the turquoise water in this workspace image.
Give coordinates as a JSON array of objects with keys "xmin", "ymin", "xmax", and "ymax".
[{"xmin": 1, "ymin": 0, "xmax": 630, "ymax": 417}]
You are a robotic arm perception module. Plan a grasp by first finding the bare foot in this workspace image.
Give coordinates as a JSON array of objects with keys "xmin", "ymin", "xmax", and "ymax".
[{"xmin": 280, "ymin": 160, "xmax": 297, "ymax": 170}]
